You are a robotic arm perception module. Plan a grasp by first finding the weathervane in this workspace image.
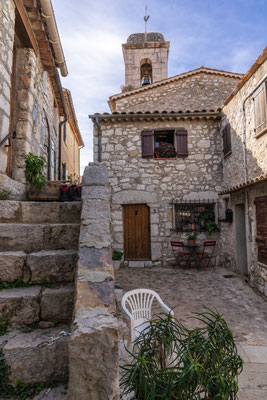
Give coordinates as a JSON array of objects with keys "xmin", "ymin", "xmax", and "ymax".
[{"xmin": 144, "ymin": 5, "xmax": 150, "ymax": 34}]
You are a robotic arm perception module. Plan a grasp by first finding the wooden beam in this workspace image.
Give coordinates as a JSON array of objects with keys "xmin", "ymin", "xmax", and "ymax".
[{"xmin": 13, "ymin": 0, "xmax": 38, "ymax": 55}]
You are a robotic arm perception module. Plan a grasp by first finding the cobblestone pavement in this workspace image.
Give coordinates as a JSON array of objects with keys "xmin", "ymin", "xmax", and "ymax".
[{"xmin": 115, "ymin": 266, "xmax": 267, "ymax": 399}]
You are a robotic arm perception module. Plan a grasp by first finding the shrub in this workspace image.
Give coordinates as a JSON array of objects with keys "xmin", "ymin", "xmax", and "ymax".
[
  {"xmin": 121, "ymin": 309, "xmax": 243, "ymax": 399},
  {"xmin": 24, "ymin": 153, "xmax": 47, "ymax": 190}
]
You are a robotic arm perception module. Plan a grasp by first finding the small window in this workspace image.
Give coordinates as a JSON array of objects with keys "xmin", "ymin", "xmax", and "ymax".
[
  {"xmin": 43, "ymin": 71, "xmax": 47, "ymax": 94},
  {"xmin": 223, "ymin": 123, "xmax": 231, "ymax": 156},
  {"xmin": 253, "ymin": 82, "xmax": 267, "ymax": 136},
  {"xmin": 141, "ymin": 129, "xmax": 188, "ymax": 159},
  {"xmin": 62, "ymin": 163, "xmax": 66, "ymax": 180},
  {"xmin": 174, "ymin": 203, "xmax": 215, "ymax": 232},
  {"xmin": 154, "ymin": 130, "xmax": 176, "ymax": 158}
]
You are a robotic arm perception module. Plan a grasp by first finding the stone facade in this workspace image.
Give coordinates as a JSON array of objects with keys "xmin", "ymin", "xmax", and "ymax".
[
  {"xmin": 110, "ymin": 69, "xmax": 242, "ymax": 113},
  {"xmin": 219, "ymin": 55, "xmax": 267, "ymax": 296},
  {"xmin": 93, "ymin": 117, "xmax": 222, "ymax": 266},
  {"xmin": 0, "ymin": 0, "xmax": 15, "ymax": 174}
]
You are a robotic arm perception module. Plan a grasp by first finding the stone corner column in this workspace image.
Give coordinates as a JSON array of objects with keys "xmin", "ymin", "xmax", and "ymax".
[{"xmin": 68, "ymin": 162, "xmax": 120, "ymax": 400}]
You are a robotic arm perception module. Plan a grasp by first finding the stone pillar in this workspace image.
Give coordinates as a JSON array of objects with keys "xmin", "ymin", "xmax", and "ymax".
[{"xmin": 68, "ymin": 162, "xmax": 119, "ymax": 400}]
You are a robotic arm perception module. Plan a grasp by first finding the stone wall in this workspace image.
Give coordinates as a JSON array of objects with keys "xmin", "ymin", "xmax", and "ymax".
[
  {"xmin": 0, "ymin": 0, "xmax": 15, "ymax": 174},
  {"xmin": 68, "ymin": 162, "xmax": 119, "ymax": 400},
  {"xmin": 221, "ymin": 59, "xmax": 267, "ymax": 189},
  {"xmin": 12, "ymin": 49, "xmax": 59, "ymax": 183},
  {"xmin": 219, "ymin": 58, "xmax": 267, "ymax": 297},
  {"xmin": 112, "ymin": 72, "xmax": 241, "ymax": 113},
  {"xmin": 94, "ymin": 118, "xmax": 221, "ymax": 266}
]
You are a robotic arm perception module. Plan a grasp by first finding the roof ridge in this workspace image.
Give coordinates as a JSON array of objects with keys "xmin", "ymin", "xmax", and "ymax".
[{"xmin": 110, "ymin": 66, "xmax": 243, "ymax": 101}]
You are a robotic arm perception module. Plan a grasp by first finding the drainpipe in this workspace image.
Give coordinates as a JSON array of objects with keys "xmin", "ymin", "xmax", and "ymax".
[
  {"xmin": 54, "ymin": 69, "xmax": 68, "ymax": 180},
  {"xmin": 93, "ymin": 117, "xmax": 102, "ymax": 162},
  {"xmin": 39, "ymin": 0, "xmax": 68, "ymax": 77}
]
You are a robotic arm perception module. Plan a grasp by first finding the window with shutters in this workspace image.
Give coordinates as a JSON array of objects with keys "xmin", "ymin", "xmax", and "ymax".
[
  {"xmin": 222, "ymin": 123, "xmax": 231, "ymax": 156},
  {"xmin": 253, "ymin": 81, "xmax": 267, "ymax": 136},
  {"xmin": 141, "ymin": 129, "xmax": 188, "ymax": 159}
]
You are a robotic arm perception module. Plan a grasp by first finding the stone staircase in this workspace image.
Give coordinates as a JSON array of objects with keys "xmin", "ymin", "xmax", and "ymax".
[{"xmin": 0, "ymin": 200, "xmax": 81, "ymax": 387}]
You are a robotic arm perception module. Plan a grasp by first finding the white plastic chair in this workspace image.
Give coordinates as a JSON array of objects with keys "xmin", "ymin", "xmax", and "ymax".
[{"xmin": 121, "ymin": 288, "xmax": 174, "ymax": 342}]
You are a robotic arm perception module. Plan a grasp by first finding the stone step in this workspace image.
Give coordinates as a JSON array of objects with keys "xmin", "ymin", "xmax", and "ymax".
[
  {"xmin": 0, "ymin": 285, "xmax": 74, "ymax": 327},
  {"xmin": 0, "ymin": 201, "xmax": 81, "ymax": 224},
  {"xmin": 1, "ymin": 326, "xmax": 70, "ymax": 385},
  {"xmin": 0, "ymin": 223, "xmax": 80, "ymax": 252},
  {"xmin": 0, "ymin": 250, "xmax": 78, "ymax": 284}
]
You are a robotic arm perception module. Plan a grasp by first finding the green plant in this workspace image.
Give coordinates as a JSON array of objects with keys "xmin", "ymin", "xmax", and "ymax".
[
  {"xmin": 0, "ymin": 316, "xmax": 8, "ymax": 336},
  {"xmin": 0, "ymin": 353, "xmax": 68, "ymax": 400},
  {"xmin": 121, "ymin": 309, "xmax": 243, "ymax": 400},
  {"xmin": 186, "ymin": 231, "xmax": 198, "ymax": 241},
  {"xmin": 0, "ymin": 278, "xmax": 32, "ymax": 290},
  {"xmin": 112, "ymin": 249, "xmax": 123, "ymax": 260},
  {"xmin": 24, "ymin": 153, "xmax": 47, "ymax": 190},
  {"xmin": 0, "ymin": 190, "xmax": 10, "ymax": 200},
  {"xmin": 206, "ymin": 220, "xmax": 218, "ymax": 235}
]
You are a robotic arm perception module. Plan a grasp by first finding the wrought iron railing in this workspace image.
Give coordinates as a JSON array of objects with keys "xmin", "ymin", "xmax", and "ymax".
[{"xmin": 0, "ymin": 130, "xmax": 16, "ymax": 149}]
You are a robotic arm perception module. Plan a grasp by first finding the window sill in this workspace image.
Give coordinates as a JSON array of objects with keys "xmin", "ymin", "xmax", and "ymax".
[
  {"xmin": 153, "ymin": 157, "xmax": 176, "ymax": 160},
  {"xmin": 255, "ymin": 126, "xmax": 267, "ymax": 139},
  {"xmin": 224, "ymin": 150, "xmax": 232, "ymax": 159}
]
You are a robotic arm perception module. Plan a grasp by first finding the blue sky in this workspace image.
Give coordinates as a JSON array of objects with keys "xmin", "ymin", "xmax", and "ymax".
[{"xmin": 52, "ymin": 0, "xmax": 267, "ymax": 173}]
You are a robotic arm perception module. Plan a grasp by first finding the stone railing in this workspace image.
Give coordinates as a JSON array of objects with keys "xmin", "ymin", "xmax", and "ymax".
[{"xmin": 68, "ymin": 162, "xmax": 119, "ymax": 399}]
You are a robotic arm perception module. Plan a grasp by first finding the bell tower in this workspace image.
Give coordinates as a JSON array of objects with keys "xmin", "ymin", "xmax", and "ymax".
[{"xmin": 122, "ymin": 32, "xmax": 170, "ymax": 91}]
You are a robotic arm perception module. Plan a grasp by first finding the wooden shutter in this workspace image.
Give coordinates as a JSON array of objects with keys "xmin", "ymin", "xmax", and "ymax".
[
  {"xmin": 176, "ymin": 129, "xmax": 188, "ymax": 156},
  {"xmin": 255, "ymin": 196, "xmax": 267, "ymax": 265},
  {"xmin": 254, "ymin": 82, "xmax": 267, "ymax": 135},
  {"xmin": 141, "ymin": 130, "xmax": 154, "ymax": 158},
  {"xmin": 223, "ymin": 124, "xmax": 231, "ymax": 155}
]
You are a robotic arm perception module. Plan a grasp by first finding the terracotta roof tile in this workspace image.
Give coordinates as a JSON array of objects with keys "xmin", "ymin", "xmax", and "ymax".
[{"xmin": 219, "ymin": 173, "xmax": 267, "ymax": 195}]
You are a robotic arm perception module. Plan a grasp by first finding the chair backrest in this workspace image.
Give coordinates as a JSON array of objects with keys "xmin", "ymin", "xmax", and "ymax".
[
  {"xmin": 121, "ymin": 288, "xmax": 173, "ymax": 342},
  {"xmin": 203, "ymin": 241, "xmax": 216, "ymax": 247},
  {"xmin": 122, "ymin": 288, "xmax": 159, "ymax": 321},
  {"xmin": 171, "ymin": 241, "xmax": 184, "ymax": 249}
]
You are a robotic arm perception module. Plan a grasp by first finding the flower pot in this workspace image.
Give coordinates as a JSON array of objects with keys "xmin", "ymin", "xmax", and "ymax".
[
  {"xmin": 188, "ymin": 239, "xmax": 196, "ymax": 245},
  {"xmin": 113, "ymin": 260, "xmax": 122, "ymax": 270}
]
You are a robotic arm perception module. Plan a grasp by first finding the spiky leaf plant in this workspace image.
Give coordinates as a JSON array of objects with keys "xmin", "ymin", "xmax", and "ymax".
[{"xmin": 120, "ymin": 309, "xmax": 243, "ymax": 400}]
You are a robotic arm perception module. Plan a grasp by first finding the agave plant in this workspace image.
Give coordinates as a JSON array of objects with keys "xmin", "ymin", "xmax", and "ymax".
[{"xmin": 120, "ymin": 309, "xmax": 243, "ymax": 400}]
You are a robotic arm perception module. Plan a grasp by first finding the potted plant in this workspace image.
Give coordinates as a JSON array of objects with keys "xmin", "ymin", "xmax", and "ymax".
[
  {"xmin": 121, "ymin": 309, "xmax": 243, "ymax": 400},
  {"xmin": 199, "ymin": 211, "xmax": 218, "ymax": 235},
  {"xmin": 112, "ymin": 249, "xmax": 123, "ymax": 270},
  {"xmin": 154, "ymin": 142, "xmax": 176, "ymax": 158},
  {"xmin": 24, "ymin": 153, "xmax": 59, "ymax": 201},
  {"xmin": 186, "ymin": 231, "xmax": 198, "ymax": 245}
]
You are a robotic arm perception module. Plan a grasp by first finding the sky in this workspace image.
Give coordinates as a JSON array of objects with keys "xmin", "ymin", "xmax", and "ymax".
[{"xmin": 52, "ymin": 0, "xmax": 267, "ymax": 174}]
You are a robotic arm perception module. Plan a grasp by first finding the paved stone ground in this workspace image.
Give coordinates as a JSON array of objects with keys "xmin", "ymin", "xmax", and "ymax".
[{"xmin": 115, "ymin": 266, "xmax": 267, "ymax": 400}]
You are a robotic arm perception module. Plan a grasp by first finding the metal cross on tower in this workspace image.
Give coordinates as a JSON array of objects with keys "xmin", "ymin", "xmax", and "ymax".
[{"xmin": 144, "ymin": 5, "xmax": 150, "ymax": 34}]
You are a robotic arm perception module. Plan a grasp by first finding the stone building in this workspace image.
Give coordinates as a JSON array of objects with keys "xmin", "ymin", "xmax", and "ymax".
[
  {"xmin": 61, "ymin": 88, "xmax": 84, "ymax": 182},
  {"xmin": 219, "ymin": 48, "xmax": 267, "ymax": 296},
  {"xmin": 90, "ymin": 33, "xmax": 267, "ymax": 297},
  {"xmin": 0, "ymin": 0, "xmax": 82, "ymax": 197},
  {"xmin": 90, "ymin": 32, "xmax": 243, "ymax": 267}
]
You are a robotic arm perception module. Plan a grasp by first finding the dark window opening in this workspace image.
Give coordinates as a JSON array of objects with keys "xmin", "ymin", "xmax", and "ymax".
[
  {"xmin": 140, "ymin": 60, "xmax": 152, "ymax": 86},
  {"xmin": 62, "ymin": 162, "xmax": 66, "ymax": 180},
  {"xmin": 154, "ymin": 130, "xmax": 176, "ymax": 158},
  {"xmin": 174, "ymin": 203, "xmax": 215, "ymax": 232},
  {"xmin": 223, "ymin": 123, "xmax": 231, "ymax": 156}
]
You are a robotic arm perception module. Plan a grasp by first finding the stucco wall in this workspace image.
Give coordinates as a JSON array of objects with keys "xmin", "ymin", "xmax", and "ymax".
[
  {"xmin": 112, "ymin": 73, "xmax": 241, "ymax": 113},
  {"xmin": 0, "ymin": 0, "xmax": 15, "ymax": 174},
  {"xmin": 95, "ymin": 118, "xmax": 221, "ymax": 266},
  {"xmin": 61, "ymin": 123, "xmax": 80, "ymax": 181}
]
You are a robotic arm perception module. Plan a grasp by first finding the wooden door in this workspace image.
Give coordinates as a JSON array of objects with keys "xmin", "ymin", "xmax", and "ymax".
[
  {"xmin": 123, "ymin": 204, "xmax": 151, "ymax": 260},
  {"xmin": 255, "ymin": 196, "xmax": 267, "ymax": 265}
]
